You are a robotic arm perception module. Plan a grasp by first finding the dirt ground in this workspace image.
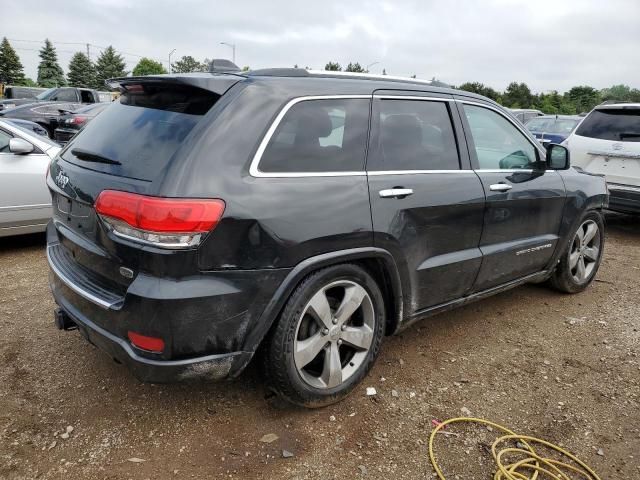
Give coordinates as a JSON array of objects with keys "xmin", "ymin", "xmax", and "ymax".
[{"xmin": 1, "ymin": 213, "xmax": 638, "ymax": 480}]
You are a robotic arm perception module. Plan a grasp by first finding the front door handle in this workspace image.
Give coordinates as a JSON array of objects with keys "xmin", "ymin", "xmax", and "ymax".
[
  {"xmin": 379, "ymin": 188, "xmax": 414, "ymax": 198},
  {"xmin": 489, "ymin": 183, "xmax": 513, "ymax": 192}
]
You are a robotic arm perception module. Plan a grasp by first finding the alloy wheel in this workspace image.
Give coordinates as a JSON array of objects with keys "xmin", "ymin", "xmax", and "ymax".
[
  {"xmin": 569, "ymin": 219, "xmax": 600, "ymax": 283},
  {"xmin": 293, "ymin": 280, "xmax": 375, "ymax": 389}
]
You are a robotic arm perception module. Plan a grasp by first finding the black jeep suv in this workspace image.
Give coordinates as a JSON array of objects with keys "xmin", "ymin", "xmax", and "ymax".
[{"xmin": 47, "ymin": 70, "xmax": 608, "ymax": 407}]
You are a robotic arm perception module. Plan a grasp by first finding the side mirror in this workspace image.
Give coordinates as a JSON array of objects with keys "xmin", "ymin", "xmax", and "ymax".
[
  {"xmin": 546, "ymin": 144, "xmax": 570, "ymax": 170},
  {"xmin": 9, "ymin": 138, "xmax": 35, "ymax": 155}
]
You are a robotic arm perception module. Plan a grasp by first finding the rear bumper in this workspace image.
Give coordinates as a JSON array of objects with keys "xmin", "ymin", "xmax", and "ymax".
[
  {"xmin": 47, "ymin": 222, "xmax": 289, "ymax": 382},
  {"xmin": 55, "ymin": 295, "xmax": 249, "ymax": 383},
  {"xmin": 607, "ymin": 183, "xmax": 640, "ymax": 214},
  {"xmin": 53, "ymin": 128, "xmax": 77, "ymax": 144}
]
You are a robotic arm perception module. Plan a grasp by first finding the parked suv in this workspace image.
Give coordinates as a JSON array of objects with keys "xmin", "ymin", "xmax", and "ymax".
[
  {"xmin": 564, "ymin": 103, "xmax": 640, "ymax": 214},
  {"xmin": 47, "ymin": 70, "xmax": 608, "ymax": 407}
]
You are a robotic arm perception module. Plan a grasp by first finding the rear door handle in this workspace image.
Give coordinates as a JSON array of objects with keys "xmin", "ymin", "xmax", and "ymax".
[
  {"xmin": 379, "ymin": 188, "xmax": 414, "ymax": 198},
  {"xmin": 489, "ymin": 183, "xmax": 513, "ymax": 192}
]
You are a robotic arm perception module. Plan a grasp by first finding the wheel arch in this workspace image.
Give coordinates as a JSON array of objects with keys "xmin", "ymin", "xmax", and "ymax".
[{"xmin": 235, "ymin": 248, "xmax": 405, "ymax": 374}]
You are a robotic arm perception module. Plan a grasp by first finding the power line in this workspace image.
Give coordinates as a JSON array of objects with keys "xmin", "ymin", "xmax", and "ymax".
[{"xmin": 7, "ymin": 38, "xmax": 162, "ymax": 63}]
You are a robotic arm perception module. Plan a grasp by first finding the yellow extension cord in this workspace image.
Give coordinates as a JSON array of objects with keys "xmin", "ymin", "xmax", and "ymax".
[{"xmin": 428, "ymin": 417, "xmax": 602, "ymax": 480}]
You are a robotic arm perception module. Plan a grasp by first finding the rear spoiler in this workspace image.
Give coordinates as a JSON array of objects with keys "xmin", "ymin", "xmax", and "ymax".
[{"xmin": 106, "ymin": 73, "xmax": 245, "ymax": 96}]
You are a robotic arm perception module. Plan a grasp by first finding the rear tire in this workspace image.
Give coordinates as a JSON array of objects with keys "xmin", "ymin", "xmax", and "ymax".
[
  {"xmin": 264, "ymin": 264, "xmax": 385, "ymax": 408},
  {"xmin": 550, "ymin": 211, "xmax": 604, "ymax": 293}
]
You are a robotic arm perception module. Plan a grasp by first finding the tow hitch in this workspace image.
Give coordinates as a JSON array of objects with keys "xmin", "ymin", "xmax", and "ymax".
[{"xmin": 54, "ymin": 308, "xmax": 77, "ymax": 331}]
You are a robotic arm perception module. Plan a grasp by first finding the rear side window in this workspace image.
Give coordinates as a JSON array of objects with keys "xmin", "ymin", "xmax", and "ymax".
[
  {"xmin": 575, "ymin": 108, "xmax": 640, "ymax": 142},
  {"xmin": 258, "ymin": 98, "xmax": 370, "ymax": 173},
  {"xmin": 60, "ymin": 83, "xmax": 220, "ymax": 180},
  {"xmin": 367, "ymin": 99, "xmax": 460, "ymax": 171}
]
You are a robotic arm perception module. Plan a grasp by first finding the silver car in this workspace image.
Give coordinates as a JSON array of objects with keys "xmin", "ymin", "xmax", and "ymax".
[{"xmin": 0, "ymin": 119, "xmax": 61, "ymax": 237}]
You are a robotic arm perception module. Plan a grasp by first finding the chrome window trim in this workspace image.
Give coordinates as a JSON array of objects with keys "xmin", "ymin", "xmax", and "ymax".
[
  {"xmin": 373, "ymin": 95, "xmax": 452, "ymax": 102},
  {"xmin": 475, "ymin": 169, "xmax": 535, "ymax": 173},
  {"xmin": 249, "ymin": 95, "xmax": 371, "ymax": 178},
  {"xmin": 457, "ymin": 100, "xmax": 547, "ymax": 158},
  {"xmin": 368, "ymin": 169, "xmax": 470, "ymax": 175}
]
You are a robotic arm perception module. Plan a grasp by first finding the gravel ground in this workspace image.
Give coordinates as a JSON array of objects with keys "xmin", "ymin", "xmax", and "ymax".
[{"xmin": 1, "ymin": 213, "xmax": 638, "ymax": 480}]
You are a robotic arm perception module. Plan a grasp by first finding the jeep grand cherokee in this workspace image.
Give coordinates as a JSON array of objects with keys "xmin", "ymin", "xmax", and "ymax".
[{"xmin": 47, "ymin": 69, "xmax": 608, "ymax": 407}]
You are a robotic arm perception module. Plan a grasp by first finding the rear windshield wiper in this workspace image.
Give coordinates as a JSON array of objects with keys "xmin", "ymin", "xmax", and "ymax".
[{"xmin": 71, "ymin": 148, "xmax": 121, "ymax": 165}]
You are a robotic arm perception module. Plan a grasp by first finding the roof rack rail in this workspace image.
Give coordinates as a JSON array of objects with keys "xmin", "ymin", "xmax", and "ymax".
[
  {"xmin": 246, "ymin": 68, "xmax": 310, "ymax": 77},
  {"xmin": 306, "ymin": 70, "xmax": 440, "ymax": 86}
]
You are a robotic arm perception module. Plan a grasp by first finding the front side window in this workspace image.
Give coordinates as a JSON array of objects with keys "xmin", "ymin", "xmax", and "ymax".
[
  {"xmin": 464, "ymin": 105, "xmax": 538, "ymax": 170},
  {"xmin": 0, "ymin": 129, "xmax": 12, "ymax": 152},
  {"xmin": 575, "ymin": 108, "xmax": 640, "ymax": 142},
  {"xmin": 259, "ymin": 98, "xmax": 370, "ymax": 173},
  {"xmin": 367, "ymin": 99, "xmax": 460, "ymax": 171}
]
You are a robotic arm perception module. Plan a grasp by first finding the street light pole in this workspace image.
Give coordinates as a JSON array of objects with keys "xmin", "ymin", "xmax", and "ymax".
[
  {"xmin": 168, "ymin": 49, "xmax": 176, "ymax": 74},
  {"xmin": 220, "ymin": 42, "xmax": 236, "ymax": 64},
  {"xmin": 366, "ymin": 61, "xmax": 380, "ymax": 73}
]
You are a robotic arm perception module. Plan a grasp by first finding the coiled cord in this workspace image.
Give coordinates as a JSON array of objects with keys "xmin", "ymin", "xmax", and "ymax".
[{"xmin": 428, "ymin": 417, "xmax": 602, "ymax": 480}]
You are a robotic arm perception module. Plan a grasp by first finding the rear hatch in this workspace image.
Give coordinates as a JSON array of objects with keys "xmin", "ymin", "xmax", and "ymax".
[
  {"xmin": 569, "ymin": 106, "xmax": 640, "ymax": 186},
  {"xmin": 47, "ymin": 74, "xmax": 241, "ymax": 306}
]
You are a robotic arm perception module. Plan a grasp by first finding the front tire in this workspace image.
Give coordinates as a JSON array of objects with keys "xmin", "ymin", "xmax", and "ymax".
[
  {"xmin": 550, "ymin": 211, "xmax": 605, "ymax": 293},
  {"xmin": 264, "ymin": 264, "xmax": 385, "ymax": 408}
]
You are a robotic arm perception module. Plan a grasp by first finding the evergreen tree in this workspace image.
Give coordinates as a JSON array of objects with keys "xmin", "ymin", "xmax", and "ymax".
[
  {"xmin": 67, "ymin": 52, "xmax": 95, "ymax": 88},
  {"xmin": 0, "ymin": 37, "xmax": 26, "ymax": 85},
  {"xmin": 345, "ymin": 62, "xmax": 365, "ymax": 73},
  {"xmin": 94, "ymin": 46, "xmax": 127, "ymax": 89},
  {"xmin": 132, "ymin": 57, "xmax": 166, "ymax": 76},
  {"xmin": 324, "ymin": 61, "xmax": 341, "ymax": 71},
  {"xmin": 171, "ymin": 55, "xmax": 205, "ymax": 73},
  {"xmin": 37, "ymin": 39, "xmax": 66, "ymax": 87}
]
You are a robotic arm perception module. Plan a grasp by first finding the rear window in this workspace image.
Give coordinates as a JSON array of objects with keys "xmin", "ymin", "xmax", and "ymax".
[
  {"xmin": 60, "ymin": 83, "xmax": 220, "ymax": 180},
  {"xmin": 575, "ymin": 108, "xmax": 640, "ymax": 142}
]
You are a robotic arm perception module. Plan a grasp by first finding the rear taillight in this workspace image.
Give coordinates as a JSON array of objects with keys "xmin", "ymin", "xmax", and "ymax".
[
  {"xmin": 68, "ymin": 115, "xmax": 88, "ymax": 125},
  {"xmin": 95, "ymin": 190, "xmax": 225, "ymax": 248}
]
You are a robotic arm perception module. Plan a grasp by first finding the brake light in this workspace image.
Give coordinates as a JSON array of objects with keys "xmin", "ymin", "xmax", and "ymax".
[
  {"xmin": 69, "ymin": 115, "xmax": 88, "ymax": 125},
  {"xmin": 95, "ymin": 190, "xmax": 225, "ymax": 248},
  {"xmin": 128, "ymin": 331, "xmax": 165, "ymax": 353}
]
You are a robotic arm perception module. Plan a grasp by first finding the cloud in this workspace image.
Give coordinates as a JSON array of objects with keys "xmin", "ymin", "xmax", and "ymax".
[{"xmin": 3, "ymin": 0, "xmax": 639, "ymax": 92}]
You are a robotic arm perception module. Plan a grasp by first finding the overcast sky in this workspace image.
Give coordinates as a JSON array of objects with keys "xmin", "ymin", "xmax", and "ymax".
[{"xmin": 4, "ymin": 0, "xmax": 640, "ymax": 92}]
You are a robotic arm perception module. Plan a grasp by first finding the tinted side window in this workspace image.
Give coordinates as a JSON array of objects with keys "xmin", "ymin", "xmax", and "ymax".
[
  {"xmin": 80, "ymin": 90, "xmax": 94, "ymax": 103},
  {"xmin": 52, "ymin": 89, "xmax": 78, "ymax": 102},
  {"xmin": 575, "ymin": 109, "xmax": 640, "ymax": 142},
  {"xmin": 259, "ymin": 98, "xmax": 369, "ymax": 173},
  {"xmin": 464, "ymin": 105, "xmax": 538, "ymax": 169},
  {"xmin": 368, "ymin": 99, "xmax": 460, "ymax": 171},
  {"xmin": 0, "ymin": 129, "xmax": 12, "ymax": 153}
]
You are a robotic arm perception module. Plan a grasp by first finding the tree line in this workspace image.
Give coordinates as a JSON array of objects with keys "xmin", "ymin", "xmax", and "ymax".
[
  {"xmin": 2, "ymin": 38, "xmax": 639, "ymax": 110},
  {"xmin": 0, "ymin": 37, "xmax": 254, "ymax": 91},
  {"xmin": 456, "ymin": 81, "xmax": 640, "ymax": 115}
]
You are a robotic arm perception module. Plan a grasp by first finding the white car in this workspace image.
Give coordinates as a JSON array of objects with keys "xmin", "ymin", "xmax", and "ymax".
[
  {"xmin": 0, "ymin": 119, "xmax": 61, "ymax": 237},
  {"xmin": 564, "ymin": 103, "xmax": 640, "ymax": 214}
]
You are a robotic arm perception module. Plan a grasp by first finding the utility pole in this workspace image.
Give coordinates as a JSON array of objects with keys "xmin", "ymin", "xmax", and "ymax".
[
  {"xmin": 220, "ymin": 42, "xmax": 236, "ymax": 64},
  {"xmin": 86, "ymin": 43, "xmax": 90, "ymax": 60},
  {"xmin": 168, "ymin": 49, "xmax": 176, "ymax": 74}
]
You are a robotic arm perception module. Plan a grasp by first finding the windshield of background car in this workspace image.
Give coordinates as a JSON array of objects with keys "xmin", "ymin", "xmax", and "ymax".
[
  {"xmin": 575, "ymin": 108, "xmax": 640, "ymax": 142},
  {"xmin": 35, "ymin": 88, "xmax": 56, "ymax": 100},
  {"xmin": 526, "ymin": 118, "xmax": 580, "ymax": 134},
  {"xmin": 60, "ymin": 83, "xmax": 220, "ymax": 180}
]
